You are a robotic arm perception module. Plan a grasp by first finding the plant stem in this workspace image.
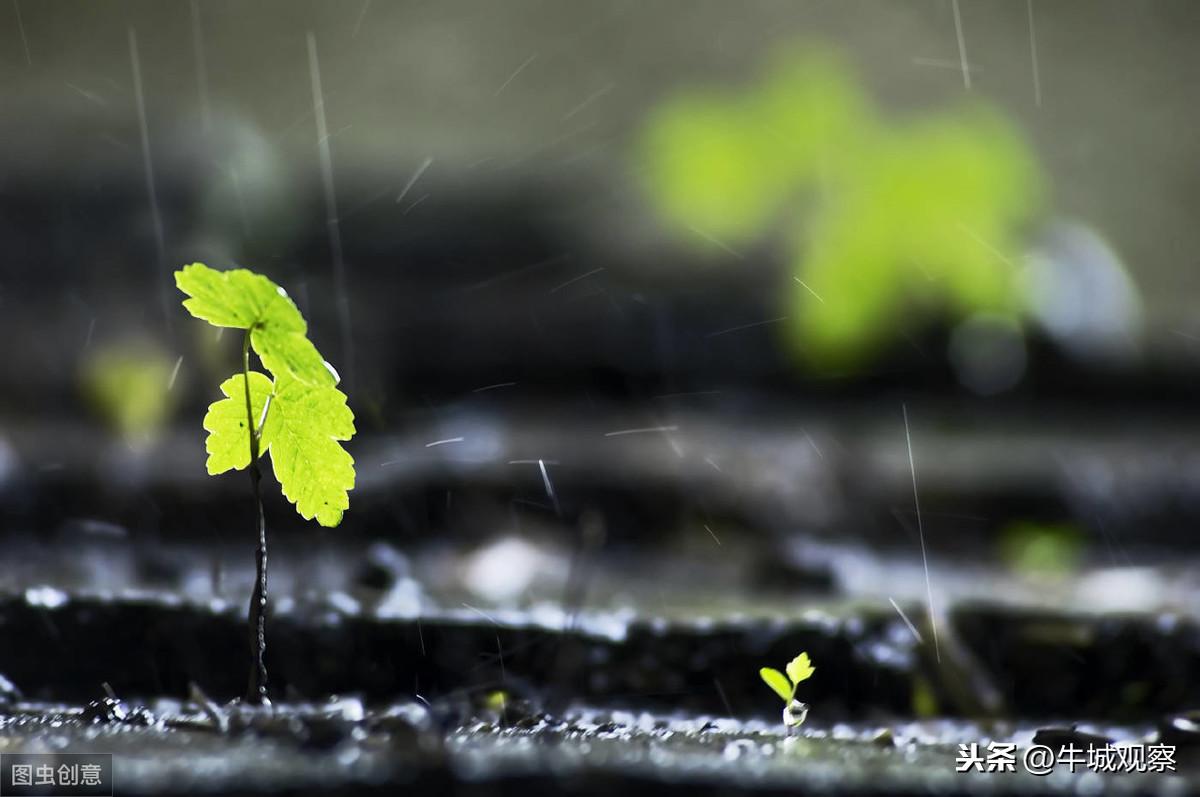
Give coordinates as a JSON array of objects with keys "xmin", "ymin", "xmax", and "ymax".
[{"xmin": 242, "ymin": 328, "xmax": 269, "ymax": 704}]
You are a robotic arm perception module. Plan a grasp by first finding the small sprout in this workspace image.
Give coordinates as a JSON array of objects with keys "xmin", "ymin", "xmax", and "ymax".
[
  {"xmin": 483, "ymin": 690, "xmax": 509, "ymax": 714},
  {"xmin": 911, "ymin": 674, "xmax": 939, "ymax": 719},
  {"xmin": 176, "ymin": 262, "xmax": 356, "ymax": 703},
  {"xmin": 760, "ymin": 652, "xmax": 816, "ymax": 731},
  {"xmin": 176, "ymin": 263, "xmax": 356, "ymax": 526}
]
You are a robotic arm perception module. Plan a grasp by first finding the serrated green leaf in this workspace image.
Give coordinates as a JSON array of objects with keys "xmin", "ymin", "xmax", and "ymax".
[
  {"xmin": 176, "ymin": 263, "xmax": 293, "ymax": 331},
  {"xmin": 759, "ymin": 667, "xmax": 793, "ymax": 703},
  {"xmin": 203, "ymin": 372, "xmax": 275, "ymax": 475},
  {"xmin": 786, "ymin": 652, "xmax": 815, "ymax": 685},
  {"xmin": 176, "ymin": 262, "xmax": 334, "ymax": 388},
  {"xmin": 177, "ymin": 262, "xmax": 355, "ymax": 525},
  {"xmin": 251, "ymin": 322, "xmax": 336, "ymax": 388},
  {"xmin": 262, "ymin": 372, "xmax": 355, "ymax": 527}
]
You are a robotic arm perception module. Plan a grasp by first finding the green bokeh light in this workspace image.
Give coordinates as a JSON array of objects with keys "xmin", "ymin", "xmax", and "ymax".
[{"xmin": 639, "ymin": 45, "xmax": 1044, "ymax": 368}]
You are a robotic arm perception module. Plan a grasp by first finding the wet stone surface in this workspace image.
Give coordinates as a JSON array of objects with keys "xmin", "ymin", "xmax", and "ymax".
[
  {"xmin": 0, "ymin": 590, "xmax": 918, "ymax": 717},
  {"xmin": 4, "ymin": 419, "xmax": 1200, "ymax": 793},
  {"xmin": 0, "ymin": 702, "xmax": 1195, "ymax": 796},
  {"xmin": 0, "ymin": 586, "xmax": 1199, "ymax": 794},
  {"xmin": 4, "ymin": 587, "xmax": 1200, "ymax": 722}
]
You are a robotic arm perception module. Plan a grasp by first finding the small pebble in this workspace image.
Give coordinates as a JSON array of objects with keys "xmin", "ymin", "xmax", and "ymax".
[
  {"xmin": 82, "ymin": 697, "xmax": 127, "ymax": 724},
  {"xmin": 1159, "ymin": 712, "xmax": 1200, "ymax": 749},
  {"xmin": 0, "ymin": 673, "xmax": 21, "ymax": 704},
  {"xmin": 1033, "ymin": 726, "xmax": 1114, "ymax": 750}
]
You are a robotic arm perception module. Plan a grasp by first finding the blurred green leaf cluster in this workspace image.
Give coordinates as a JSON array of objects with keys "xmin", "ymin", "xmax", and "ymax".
[
  {"xmin": 640, "ymin": 46, "xmax": 1044, "ymax": 366},
  {"xmin": 999, "ymin": 520, "xmax": 1084, "ymax": 580},
  {"xmin": 81, "ymin": 341, "xmax": 178, "ymax": 443}
]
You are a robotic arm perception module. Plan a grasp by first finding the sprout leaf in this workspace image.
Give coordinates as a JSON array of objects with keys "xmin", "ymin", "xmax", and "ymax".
[
  {"xmin": 262, "ymin": 372, "xmax": 356, "ymax": 527},
  {"xmin": 202, "ymin": 371, "xmax": 275, "ymax": 475},
  {"xmin": 786, "ymin": 652, "xmax": 815, "ymax": 685},
  {"xmin": 177, "ymin": 262, "xmax": 335, "ymax": 388},
  {"xmin": 759, "ymin": 667, "xmax": 793, "ymax": 703},
  {"xmin": 176, "ymin": 262, "xmax": 356, "ymax": 526}
]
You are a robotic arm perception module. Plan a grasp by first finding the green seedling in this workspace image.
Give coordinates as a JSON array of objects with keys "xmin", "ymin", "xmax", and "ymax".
[
  {"xmin": 176, "ymin": 263, "xmax": 356, "ymax": 703},
  {"xmin": 760, "ymin": 652, "xmax": 815, "ymax": 730}
]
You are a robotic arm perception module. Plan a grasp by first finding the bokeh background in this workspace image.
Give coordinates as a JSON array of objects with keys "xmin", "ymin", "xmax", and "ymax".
[{"xmin": 3, "ymin": 0, "xmax": 1200, "ymax": 412}]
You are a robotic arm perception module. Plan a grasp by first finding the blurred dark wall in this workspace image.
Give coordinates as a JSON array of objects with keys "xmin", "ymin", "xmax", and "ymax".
[{"xmin": 2, "ymin": 0, "xmax": 1200, "ymax": 418}]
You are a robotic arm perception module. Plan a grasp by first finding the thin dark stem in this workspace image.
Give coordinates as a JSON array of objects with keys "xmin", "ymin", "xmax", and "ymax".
[{"xmin": 242, "ymin": 328, "xmax": 269, "ymax": 704}]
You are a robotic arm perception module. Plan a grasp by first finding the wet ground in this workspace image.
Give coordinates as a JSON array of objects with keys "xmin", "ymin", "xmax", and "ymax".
[
  {"xmin": 3, "ymin": 699, "xmax": 1192, "ymax": 796},
  {"xmin": 3, "ymin": 406, "xmax": 1200, "ymax": 793}
]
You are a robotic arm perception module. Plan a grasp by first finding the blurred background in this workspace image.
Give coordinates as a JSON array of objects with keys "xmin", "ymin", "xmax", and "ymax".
[
  {"xmin": 4, "ymin": 0, "xmax": 1200, "ymax": 406},
  {"xmin": 3, "ymin": 0, "xmax": 1200, "ymax": 773}
]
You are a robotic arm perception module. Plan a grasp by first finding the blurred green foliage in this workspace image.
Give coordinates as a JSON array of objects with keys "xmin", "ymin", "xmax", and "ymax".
[
  {"xmin": 81, "ymin": 341, "xmax": 178, "ymax": 443},
  {"xmin": 911, "ymin": 674, "xmax": 939, "ymax": 718},
  {"xmin": 639, "ymin": 46, "xmax": 1044, "ymax": 367},
  {"xmin": 998, "ymin": 521, "xmax": 1084, "ymax": 580}
]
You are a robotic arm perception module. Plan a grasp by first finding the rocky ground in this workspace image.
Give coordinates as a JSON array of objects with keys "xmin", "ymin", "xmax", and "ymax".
[{"xmin": 3, "ymin": 406, "xmax": 1200, "ymax": 793}]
